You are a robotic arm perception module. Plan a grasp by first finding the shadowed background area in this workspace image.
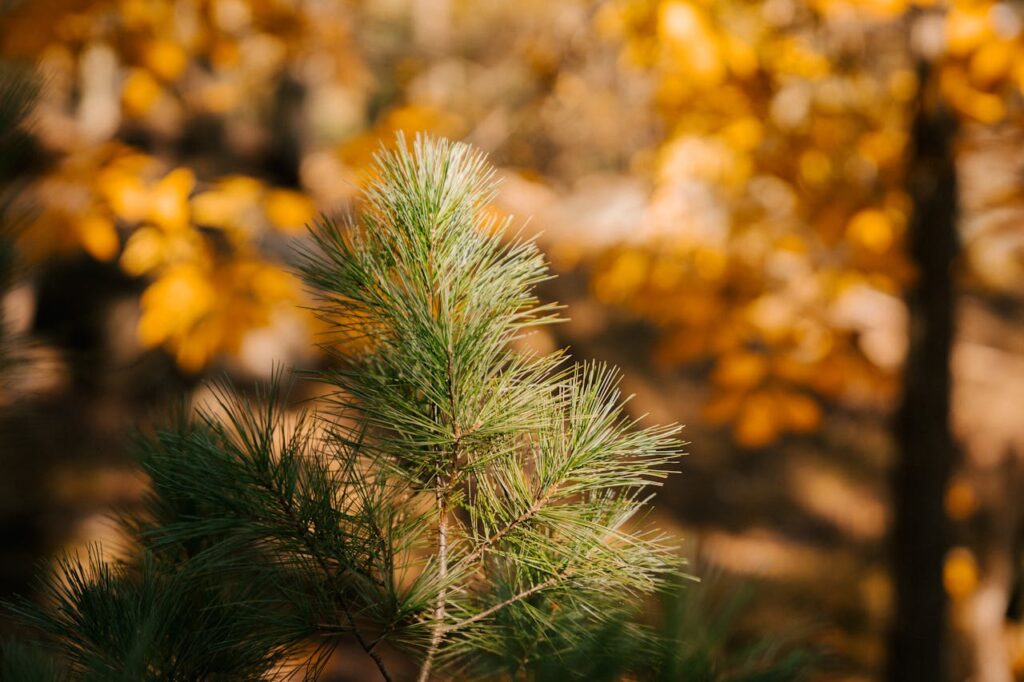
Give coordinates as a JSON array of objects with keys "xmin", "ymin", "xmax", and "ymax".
[{"xmin": 3, "ymin": 0, "xmax": 1024, "ymax": 680}]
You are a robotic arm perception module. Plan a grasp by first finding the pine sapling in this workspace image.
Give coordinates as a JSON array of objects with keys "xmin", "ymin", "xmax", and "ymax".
[{"xmin": 4, "ymin": 134, "xmax": 684, "ymax": 681}]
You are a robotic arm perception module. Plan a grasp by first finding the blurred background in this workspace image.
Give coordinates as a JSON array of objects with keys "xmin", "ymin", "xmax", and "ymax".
[{"xmin": 2, "ymin": 0, "xmax": 1024, "ymax": 679}]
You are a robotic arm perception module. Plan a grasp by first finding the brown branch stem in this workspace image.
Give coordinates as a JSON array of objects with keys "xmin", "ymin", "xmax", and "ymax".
[
  {"xmin": 444, "ymin": 574, "xmax": 562, "ymax": 634},
  {"xmin": 458, "ymin": 487, "xmax": 556, "ymax": 569},
  {"xmin": 418, "ymin": 494, "xmax": 450, "ymax": 682},
  {"xmin": 418, "ymin": 330, "xmax": 459, "ymax": 682}
]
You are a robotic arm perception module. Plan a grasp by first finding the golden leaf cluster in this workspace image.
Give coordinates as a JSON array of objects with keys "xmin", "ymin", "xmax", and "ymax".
[
  {"xmin": 21, "ymin": 145, "xmax": 311, "ymax": 371},
  {"xmin": 0, "ymin": 0, "xmax": 369, "ymax": 371},
  {"xmin": 596, "ymin": 0, "xmax": 1024, "ymax": 446}
]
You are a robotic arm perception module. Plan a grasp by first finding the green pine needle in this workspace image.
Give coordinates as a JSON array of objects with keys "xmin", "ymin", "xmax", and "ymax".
[{"xmin": 4, "ymin": 134, "xmax": 702, "ymax": 681}]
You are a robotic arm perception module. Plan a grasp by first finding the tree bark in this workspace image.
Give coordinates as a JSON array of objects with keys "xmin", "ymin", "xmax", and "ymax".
[{"xmin": 887, "ymin": 71, "xmax": 959, "ymax": 682}]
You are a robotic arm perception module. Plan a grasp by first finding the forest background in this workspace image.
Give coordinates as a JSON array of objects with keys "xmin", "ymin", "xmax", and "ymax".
[{"xmin": 4, "ymin": 0, "xmax": 1024, "ymax": 679}]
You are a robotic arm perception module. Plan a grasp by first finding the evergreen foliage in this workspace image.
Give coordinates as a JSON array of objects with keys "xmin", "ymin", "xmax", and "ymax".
[
  {"xmin": 2, "ymin": 135, "xmax": 809, "ymax": 680},
  {"xmin": 512, "ymin": 574, "xmax": 817, "ymax": 682},
  {"xmin": 4, "ymin": 135, "xmax": 683, "ymax": 680}
]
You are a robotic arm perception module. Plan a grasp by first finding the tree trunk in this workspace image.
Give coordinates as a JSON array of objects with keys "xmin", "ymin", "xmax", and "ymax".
[{"xmin": 887, "ymin": 74, "xmax": 959, "ymax": 682}]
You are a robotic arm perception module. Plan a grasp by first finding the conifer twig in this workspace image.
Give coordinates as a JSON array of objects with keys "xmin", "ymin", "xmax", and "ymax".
[
  {"xmin": 419, "ymin": 338, "xmax": 460, "ymax": 681},
  {"xmin": 458, "ymin": 486, "xmax": 555, "ymax": 568},
  {"xmin": 444, "ymin": 574, "xmax": 563, "ymax": 634},
  {"xmin": 258, "ymin": 475, "xmax": 394, "ymax": 682},
  {"xmin": 418, "ymin": 493, "xmax": 449, "ymax": 682}
]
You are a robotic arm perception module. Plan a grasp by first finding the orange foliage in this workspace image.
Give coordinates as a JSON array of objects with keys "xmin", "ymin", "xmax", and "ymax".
[
  {"xmin": 19, "ymin": 145, "xmax": 306, "ymax": 371},
  {"xmin": 596, "ymin": 0, "xmax": 1024, "ymax": 446},
  {"xmin": 0, "ymin": 0, "xmax": 371, "ymax": 371}
]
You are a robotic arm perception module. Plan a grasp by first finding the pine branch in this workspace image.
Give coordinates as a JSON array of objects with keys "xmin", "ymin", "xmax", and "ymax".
[
  {"xmin": 254, "ymin": 462, "xmax": 394, "ymax": 682},
  {"xmin": 5, "ymin": 134, "xmax": 687, "ymax": 681}
]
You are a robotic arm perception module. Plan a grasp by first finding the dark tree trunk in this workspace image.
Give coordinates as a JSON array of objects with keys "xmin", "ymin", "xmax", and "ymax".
[{"xmin": 887, "ymin": 72, "xmax": 959, "ymax": 682}]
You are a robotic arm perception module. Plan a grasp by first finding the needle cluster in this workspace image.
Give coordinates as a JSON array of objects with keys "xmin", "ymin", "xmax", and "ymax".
[{"xmin": 4, "ymin": 135, "xmax": 684, "ymax": 681}]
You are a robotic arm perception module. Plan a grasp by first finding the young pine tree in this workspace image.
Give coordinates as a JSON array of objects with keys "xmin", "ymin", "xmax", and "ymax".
[{"xmin": 4, "ymin": 135, "xmax": 684, "ymax": 680}]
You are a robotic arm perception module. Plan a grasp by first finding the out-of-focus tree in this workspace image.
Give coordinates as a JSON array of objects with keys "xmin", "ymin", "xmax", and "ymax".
[
  {"xmin": 0, "ymin": 0, "xmax": 371, "ymax": 372},
  {"xmin": 593, "ymin": 0, "xmax": 1023, "ymax": 447},
  {"xmin": 0, "ymin": 4, "xmax": 39, "ymax": 401},
  {"xmin": 21, "ymin": 145, "xmax": 312, "ymax": 370},
  {"xmin": 594, "ymin": 1, "xmax": 1024, "ymax": 680},
  {"xmin": 0, "ymin": 0, "xmax": 655, "ymax": 373}
]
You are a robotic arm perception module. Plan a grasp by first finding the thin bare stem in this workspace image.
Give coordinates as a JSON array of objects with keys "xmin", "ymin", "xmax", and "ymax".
[
  {"xmin": 444, "ymin": 575, "xmax": 562, "ymax": 634},
  {"xmin": 418, "ymin": 331, "xmax": 459, "ymax": 682},
  {"xmin": 458, "ymin": 487, "xmax": 555, "ymax": 569},
  {"xmin": 446, "ymin": 529, "xmax": 623, "ymax": 637},
  {"xmin": 418, "ymin": 494, "xmax": 450, "ymax": 682}
]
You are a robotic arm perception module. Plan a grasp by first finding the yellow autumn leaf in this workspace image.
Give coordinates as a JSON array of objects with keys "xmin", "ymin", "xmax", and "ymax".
[
  {"xmin": 734, "ymin": 391, "xmax": 779, "ymax": 448},
  {"xmin": 99, "ymin": 168, "xmax": 150, "ymax": 223},
  {"xmin": 712, "ymin": 351, "xmax": 768, "ymax": 390},
  {"xmin": 120, "ymin": 226, "xmax": 167, "ymax": 275},
  {"xmin": 191, "ymin": 176, "xmax": 264, "ymax": 229},
  {"xmin": 693, "ymin": 247, "xmax": 727, "ymax": 280},
  {"xmin": 657, "ymin": 1, "xmax": 724, "ymax": 87},
  {"xmin": 943, "ymin": 547, "xmax": 979, "ymax": 600},
  {"xmin": 776, "ymin": 390, "xmax": 822, "ymax": 432},
  {"xmin": 859, "ymin": 130, "xmax": 907, "ymax": 168},
  {"xmin": 263, "ymin": 189, "xmax": 315, "ymax": 232},
  {"xmin": 120, "ymin": 0, "xmax": 171, "ymax": 27},
  {"xmin": 143, "ymin": 39, "xmax": 188, "ymax": 81},
  {"xmin": 722, "ymin": 117, "xmax": 763, "ymax": 151},
  {"xmin": 137, "ymin": 264, "xmax": 215, "ymax": 347},
  {"xmin": 965, "ymin": 89, "xmax": 1006, "ymax": 124},
  {"xmin": 593, "ymin": 250, "xmax": 649, "ymax": 303},
  {"xmin": 887, "ymin": 68, "xmax": 918, "ymax": 102},
  {"xmin": 799, "ymin": 149, "xmax": 831, "ymax": 185},
  {"xmin": 249, "ymin": 262, "xmax": 295, "ymax": 301},
  {"xmin": 75, "ymin": 214, "xmax": 119, "ymax": 261},
  {"xmin": 722, "ymin": 35, "xmax": 758, "ymax": 78},
  {"xmin": 173, "ymin": 317, "xmax": 225, "ymax": 373},
  {"xmin": 847, "ymin": 209, "xmax": 893, "ymax": 253},
  {"xmin": 149, "ymin": 168, "xmax": 196, "ymax": 231},
  {"xmin": 122, "ymin": 68, "xmax": 163, "ymax": 116},
  {"xmin": 946, "ymin": 6, "xmax": 992, "ymax": 57},
  {"xmin": 968, "ymin": 40, "xmax": 1015, "ymax": 88}
]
